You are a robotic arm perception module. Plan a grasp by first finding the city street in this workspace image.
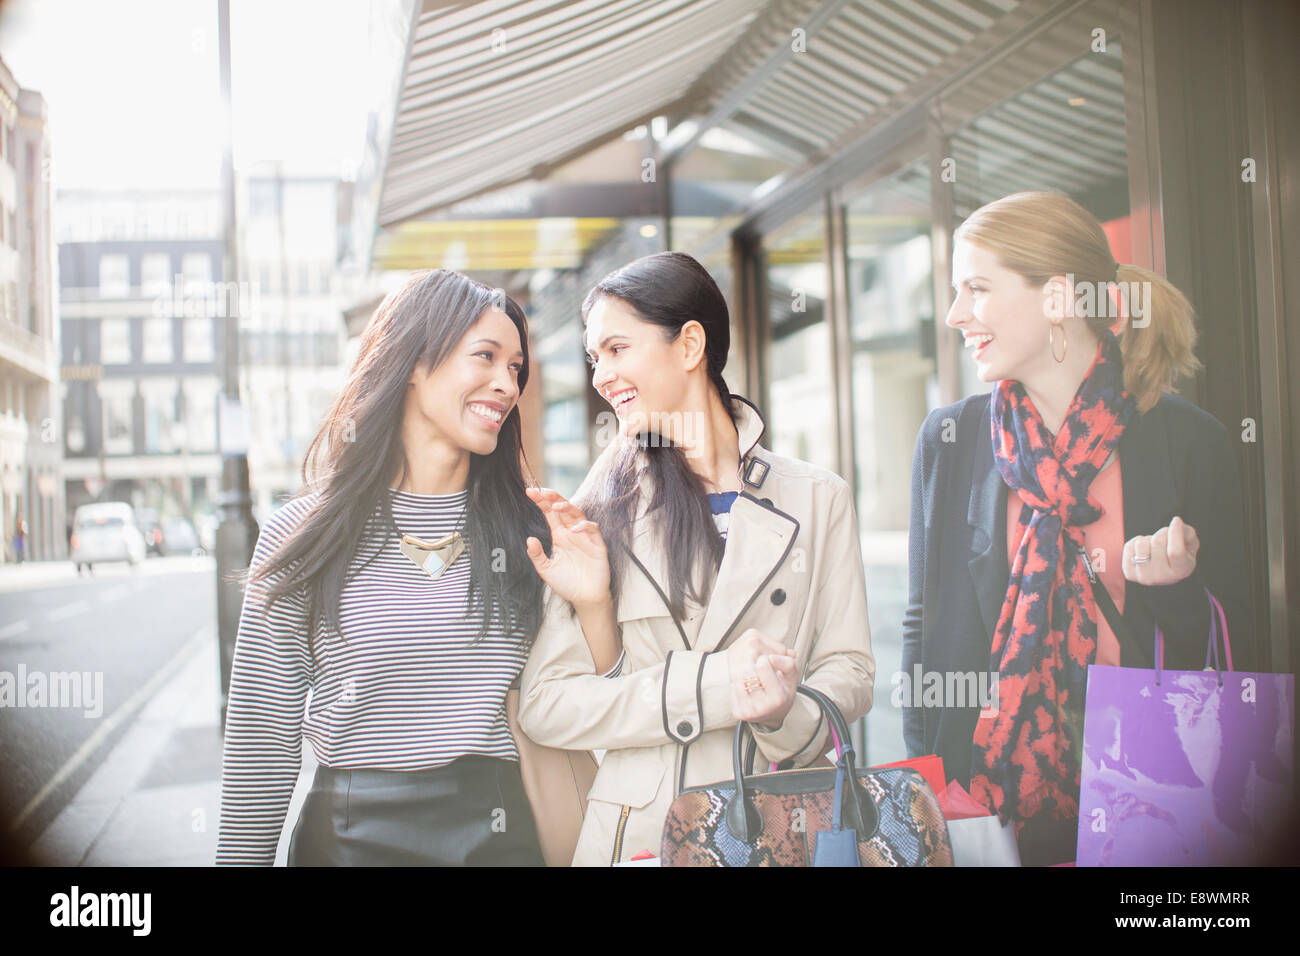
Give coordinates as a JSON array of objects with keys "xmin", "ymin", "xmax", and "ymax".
[{"xmin": 0, "ymin": 556, "xmax": 216, "ymax": 849}]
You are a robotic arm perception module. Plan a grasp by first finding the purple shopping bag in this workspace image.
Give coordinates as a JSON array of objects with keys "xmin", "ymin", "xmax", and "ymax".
[{"xmin": 1077, "ymin": 591, "xmax": 1294, "ymax": 866}]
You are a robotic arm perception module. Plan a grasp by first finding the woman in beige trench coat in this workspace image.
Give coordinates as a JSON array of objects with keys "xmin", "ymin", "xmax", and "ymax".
[{"xmin": 519, "ymin": 252, "xmax": 875, "ymax": 866}]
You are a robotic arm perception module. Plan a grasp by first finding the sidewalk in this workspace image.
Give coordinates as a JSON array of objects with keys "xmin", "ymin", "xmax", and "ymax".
[
  {"xmin": 0, "ymin": 557, "xmax": 216, "ymax": 595},
  {"xmin": 27, "ymin": 624, "xmax": 316, "ymax": 867},
  {"xmin": 18, "ymin": 543, "xmax": 901, "ymax": 866},
  {"xmin": 0, "ymin": 560, "xmax": 85, "ymax": 595}
]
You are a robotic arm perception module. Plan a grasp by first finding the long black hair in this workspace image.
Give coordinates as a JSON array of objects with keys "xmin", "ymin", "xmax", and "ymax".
[
  {"xmin": 578, "ymin": 251, "xmax": 737, "ymax": 620},
  {"xmin": 248, "ymin": 269, "xmax": 551, "ymax": 649}
]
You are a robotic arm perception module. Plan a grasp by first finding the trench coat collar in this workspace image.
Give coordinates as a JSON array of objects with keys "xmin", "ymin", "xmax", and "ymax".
[
  {"xmin": 966, "ymin": 392, "xmax": 1177, "ymax": 654},
  {"xmin": 621, "ymin": 395, "xmax": 800, "ymax": 652}
]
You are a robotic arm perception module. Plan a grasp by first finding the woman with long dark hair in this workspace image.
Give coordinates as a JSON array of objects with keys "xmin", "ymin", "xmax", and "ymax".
[
  {"xmin": 518, "ymin": 251, "xmax": 875, "ymax": 866},
  {"xmin": 215, "ymin": 270, "xmax": 556, "ymax": 866},
  {"xmin": 903, "ymin": 191, "xmax": 1253, "ymax": 866}
]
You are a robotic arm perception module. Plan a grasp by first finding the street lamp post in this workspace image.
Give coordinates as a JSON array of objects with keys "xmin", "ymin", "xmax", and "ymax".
[{"xmin": 215, "ymin": 0, "xmax": 258, "ymax": 732}]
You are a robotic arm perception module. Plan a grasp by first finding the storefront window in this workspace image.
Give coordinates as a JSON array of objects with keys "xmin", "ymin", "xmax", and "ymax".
[
  {"xmin": 670, "ymin": 125, "xmax": 792, "ymax": 258},
  {"xmin": 841, "ymin": 158, "xmax": 937, "ymax": 767},
  {"xmin": 845, "ymin": 160, "xmax": 937, "ymax": 532},
  {"xmin": 537, "ymin": 318, "xmax": 590, "ymax": 498},
  {"xmin": 763, "ymin": 211, "xmax": 836, "ymax": 473},
  {"xmin": 673, "ymin": 126, "xmax": 793, "ymax": 401},
  {"xmin": 100, "ymin": 385, "xmax": 135, "ymax": 455}
]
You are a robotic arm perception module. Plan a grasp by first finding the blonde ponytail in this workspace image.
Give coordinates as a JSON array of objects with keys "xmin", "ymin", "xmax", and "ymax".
[
  {"xmin": 1113, "ymin": 263, "xmax": 1201, "ymax": 414},
  {"xmin": 955, "ymin": 191, "xmax": 1202, "ymax": 414}
]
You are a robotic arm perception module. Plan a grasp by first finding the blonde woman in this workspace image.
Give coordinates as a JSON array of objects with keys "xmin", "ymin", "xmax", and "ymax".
[{"xmin": 903, "ymin": 191, "xmax": 1252, "ymax": 866}]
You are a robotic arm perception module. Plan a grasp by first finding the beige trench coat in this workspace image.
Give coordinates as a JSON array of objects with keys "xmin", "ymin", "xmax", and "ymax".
[{"xmin": 518, "ymin": 396, "xmax": 875, "ymax": 866}]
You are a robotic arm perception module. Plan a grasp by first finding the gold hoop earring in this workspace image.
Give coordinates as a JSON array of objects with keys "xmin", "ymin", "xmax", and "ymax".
[{"xmin": 1049, "ymin": 323, "xmax": 1068, "ymax": 363}]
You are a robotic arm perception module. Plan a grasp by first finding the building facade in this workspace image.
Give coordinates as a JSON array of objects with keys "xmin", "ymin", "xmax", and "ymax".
[
  {"xmin": 0, "ymin": 56, "xmax": 58, "ymax": 562},
  {"xmin": 239, "ymin": 166, "xmax": 355, "ymax": 517},
  {"xmin": 57, "ymin": 191, "xmax": 225, "ymax": 528}
]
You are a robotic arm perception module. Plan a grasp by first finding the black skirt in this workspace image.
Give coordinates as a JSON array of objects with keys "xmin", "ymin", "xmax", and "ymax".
[{"xmin": 288, "ymin": 755, "xmax": 544, "ymax": 866}]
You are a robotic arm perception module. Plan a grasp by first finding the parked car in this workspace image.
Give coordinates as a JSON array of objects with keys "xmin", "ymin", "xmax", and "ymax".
[
  {"xmin": 162, "ymin": 517, "xmax": 201, "ymax": 555},
  {"xmin": 70, "ymin": 502, "xmax": 147, "ymax": 572},
  {"xmin": 135, "ymin": 507, "xmax": 165, "ymax": 556}
]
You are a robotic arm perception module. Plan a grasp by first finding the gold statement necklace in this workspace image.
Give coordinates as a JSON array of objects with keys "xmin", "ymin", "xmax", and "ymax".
[{"xmin": 392, "ymin": 490, "xmax": 468, "ymax": 583}]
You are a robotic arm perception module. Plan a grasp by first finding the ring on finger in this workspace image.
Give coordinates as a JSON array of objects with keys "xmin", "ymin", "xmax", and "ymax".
[{"xmin": 743, "ymin": 676, "xmax": 764, "ymax": 695}]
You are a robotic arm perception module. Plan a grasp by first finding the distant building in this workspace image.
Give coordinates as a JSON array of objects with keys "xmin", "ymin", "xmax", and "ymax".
[
  {"xmin": 55, "ymin": 171, "xmax": 360, "ymax": 532},
  {"xmin": 56, "ymin": 190, "xmax": 224, "ymax": 525},
  {"xmin": 239, "ymin": 164, "xmax": 356, "ymax": 517},
  {"xmin": 0, "ymin": 56, "xmax": 58, "ymax": 562}
]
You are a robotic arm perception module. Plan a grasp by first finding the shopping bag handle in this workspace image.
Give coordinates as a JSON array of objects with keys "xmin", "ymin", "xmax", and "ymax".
[
  {"xmin": 1154, "ymin": 587, "xmax": 1231, "ymax": 685},
  {"xmin": 727, "ymin": 685, "xmax": 875, "ymax": 844},
  {"xmin": 747, "ymin": 712, "xmax": 844, "ymax": 773}
]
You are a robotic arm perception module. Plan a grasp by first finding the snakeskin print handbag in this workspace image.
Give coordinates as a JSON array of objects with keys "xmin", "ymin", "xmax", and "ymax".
[{"xmin": 660, "ymin": 685, "xmax": 954, "ymax": 866}]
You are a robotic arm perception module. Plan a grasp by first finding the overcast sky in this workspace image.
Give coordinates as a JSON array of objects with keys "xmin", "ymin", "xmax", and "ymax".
[{"xmin": 0, "ymin": 0, "xmax": 372, "ymax": 190}]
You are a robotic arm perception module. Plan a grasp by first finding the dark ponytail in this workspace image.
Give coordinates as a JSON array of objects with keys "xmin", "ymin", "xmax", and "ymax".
[{"xmin": 578, "ymin": 252, "xmax": 735, "ymax": 620}]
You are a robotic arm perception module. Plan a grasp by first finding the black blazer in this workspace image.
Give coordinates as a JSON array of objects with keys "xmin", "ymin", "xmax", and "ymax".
[{"xmin": 902, "ymin": 390, "xmax": 1254, "ymax": 788}]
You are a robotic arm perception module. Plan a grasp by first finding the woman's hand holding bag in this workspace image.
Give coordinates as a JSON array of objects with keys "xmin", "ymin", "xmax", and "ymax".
[{"xmin": 726, "ymin": 629, "xmax": 797, "ymax": 732}]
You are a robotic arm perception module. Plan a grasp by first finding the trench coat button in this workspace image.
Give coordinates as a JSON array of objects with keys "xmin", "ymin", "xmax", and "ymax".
[
  {"xmin": 770, "ymin": 588, "xmax": 787, "ymax": 606},
  {"xmin": 676, "ymin": 720, "xmax": 694, "ymax": 737},
  {"xmin": 760, "ymin": 497, "xmax": 773, "ymax": 508}
]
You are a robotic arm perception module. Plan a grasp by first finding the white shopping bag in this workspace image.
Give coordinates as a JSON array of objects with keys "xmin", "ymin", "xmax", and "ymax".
[{"xmin": 947, "ymin": 815, "xmax": 1022, "ymax": 867}]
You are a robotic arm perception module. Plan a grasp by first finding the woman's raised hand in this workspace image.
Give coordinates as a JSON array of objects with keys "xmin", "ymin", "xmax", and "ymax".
[{"xmin": 525, "ymin": 487, "xmax": 611, "ymax": 610}]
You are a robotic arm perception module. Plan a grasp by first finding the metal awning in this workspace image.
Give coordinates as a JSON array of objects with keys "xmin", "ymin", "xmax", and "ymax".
[
  {"xmin": 695, "ymin": 0, "xmax": 1024, "ymax": 156},
  {"xmin": 378, "ymin": 0, "xmax": 766, "ymax": 227},
  {"xmin": 373, "ymin": 0, "xmax": 1139, "ymax": 270},
  {"xmin": 376, "ymin": 1, "xmax": 1039, "ymax": 228}
]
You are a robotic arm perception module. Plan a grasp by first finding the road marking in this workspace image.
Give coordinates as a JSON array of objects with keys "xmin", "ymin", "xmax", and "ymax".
[
  {"xmin": 99, "ymin": 585, "xmax": 132, "ymax": 603},
  {"xmin": 46, "ymin": 600, "xmax": 90, "ymax": 622},
  {"xmin": 0, "ymin": 620, "xmax": 30, "ymax": 640},
  {"xmin": 9, "ymin": 625, "xmax": 211, "ymax": 833}
]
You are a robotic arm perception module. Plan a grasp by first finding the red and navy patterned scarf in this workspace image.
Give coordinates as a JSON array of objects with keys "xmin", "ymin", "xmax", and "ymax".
[{"xmin": 969, "ymin": 329, "xmax": 1135, "ymax": 826}]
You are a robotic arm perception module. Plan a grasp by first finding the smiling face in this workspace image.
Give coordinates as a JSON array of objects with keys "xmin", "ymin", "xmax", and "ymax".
[
  {"xmin": 404, "ymin": 307, "xmax": 523, "ymax": 458},
  {"xmin": 946, "ymin": 239, "xmax": 1057, "ymax": 384},
  {"xmin": 584, "ymin": 295, "xmax": 690, "ymax": 436}
]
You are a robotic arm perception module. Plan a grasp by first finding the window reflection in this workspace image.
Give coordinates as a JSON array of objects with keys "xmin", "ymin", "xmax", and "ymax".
[
  {"xmin": 764, "ymin": 212, "xmax": 836, "ymax": 473},
  {"xmin": 842, "ymin": 159, "xmax": 937, "ymax": 768},
  {"xmin": 846, "ymin": 161, "xmax": 936, "ymax": 532}
]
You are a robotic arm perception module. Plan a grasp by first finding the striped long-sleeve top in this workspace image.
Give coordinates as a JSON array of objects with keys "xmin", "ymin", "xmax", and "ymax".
[{"xmin": 215, "ymin": 488, "xmax": 532, "ymax": 865}]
